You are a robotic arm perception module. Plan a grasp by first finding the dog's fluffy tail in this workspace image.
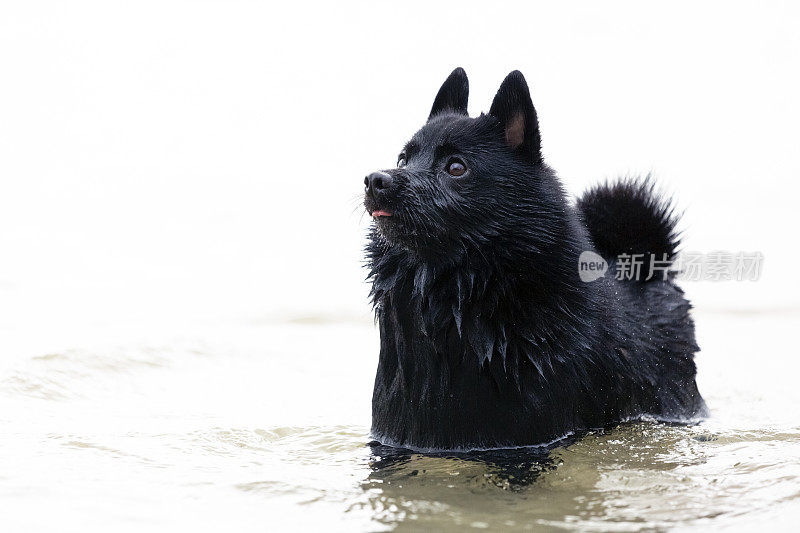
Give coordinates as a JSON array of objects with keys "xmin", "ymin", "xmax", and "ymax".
[{"xmin": 577, "ymin": 176, "xmax": 680, "ymax": 269}]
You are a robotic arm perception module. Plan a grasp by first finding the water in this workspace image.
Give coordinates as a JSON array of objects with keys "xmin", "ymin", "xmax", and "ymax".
[{"xmin": 2, "ymin": 311, "xmax": 799, "ymax": 531}]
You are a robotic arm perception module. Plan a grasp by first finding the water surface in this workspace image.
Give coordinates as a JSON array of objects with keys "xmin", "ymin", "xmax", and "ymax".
[{"xmin": 1, "ymin": 312, "xmax": 799, "ymax": 531}]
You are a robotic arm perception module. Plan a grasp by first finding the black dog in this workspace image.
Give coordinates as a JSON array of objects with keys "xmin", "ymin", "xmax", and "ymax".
[{"xmin": 363, "ymin": 68, "xmax": 705, "ymax": 451}]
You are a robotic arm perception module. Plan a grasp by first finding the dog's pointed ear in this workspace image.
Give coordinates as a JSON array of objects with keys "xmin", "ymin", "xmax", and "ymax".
[
  {"xmin": 429, "ymin": 67, "xmax": 469, "ymax": 120},
  {"xmin": 489, "ymin": 71, "xmax": 542, "ymax": 162}
]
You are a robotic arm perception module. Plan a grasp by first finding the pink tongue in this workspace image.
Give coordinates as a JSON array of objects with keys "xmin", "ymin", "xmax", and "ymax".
[{"xmin": 372, "ymin": 210, "xmax": 392, "ymax": 218}]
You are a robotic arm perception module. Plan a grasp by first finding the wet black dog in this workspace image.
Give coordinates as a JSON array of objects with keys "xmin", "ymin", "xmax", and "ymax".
[{"xmin": 363, "ymin": 68, "xmax": 705, "ymax": 451}]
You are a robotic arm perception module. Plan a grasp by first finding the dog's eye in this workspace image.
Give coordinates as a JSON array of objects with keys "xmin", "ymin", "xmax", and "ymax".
[
  {"xmin": 397, "ymin": 155, "xmax": 407, "ymax": 168},
  {"xmin": 446, "ymin": 158, "xmax": 467, "ymax": 177}
]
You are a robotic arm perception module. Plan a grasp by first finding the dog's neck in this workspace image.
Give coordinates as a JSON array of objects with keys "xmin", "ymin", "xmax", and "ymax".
[{"xmin": 367, "ymin": 227, "xmax": 596, "ymax": 375}]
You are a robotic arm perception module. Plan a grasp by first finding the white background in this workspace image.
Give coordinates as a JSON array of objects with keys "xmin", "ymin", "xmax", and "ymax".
[{"xmin": 2, "ymin": 1, "xmax": 799, "ymax": 333}]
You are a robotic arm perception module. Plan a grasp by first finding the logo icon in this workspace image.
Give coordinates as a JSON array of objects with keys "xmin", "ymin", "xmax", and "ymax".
[{"xmin": 578, "ymin": 251, "xmax": 608, "ymax": 282}]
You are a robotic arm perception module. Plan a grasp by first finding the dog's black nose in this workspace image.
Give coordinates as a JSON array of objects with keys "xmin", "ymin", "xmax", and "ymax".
[{"xmin": 365, "ymin": 171, "xmax": 393, "ymax": 198}]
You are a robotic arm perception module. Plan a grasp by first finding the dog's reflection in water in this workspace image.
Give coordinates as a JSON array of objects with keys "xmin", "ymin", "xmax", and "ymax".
[
  {"xmin": 364, "ymin": 436, "xmax": 580, "ymax": 492},
  {"xmin": 359, "ymin": 440, "xmax": 580, "ymax": 529}
]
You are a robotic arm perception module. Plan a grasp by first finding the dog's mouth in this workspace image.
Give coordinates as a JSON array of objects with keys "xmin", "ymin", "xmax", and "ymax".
[{"xmin": 364, "ymin": 195, "xmax": 396, "ymax": 220}]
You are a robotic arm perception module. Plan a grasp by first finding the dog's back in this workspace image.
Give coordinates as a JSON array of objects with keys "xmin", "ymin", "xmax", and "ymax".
[{"xmin": 578, "ymin": 178, "xmax": 705, "ymax": 419}]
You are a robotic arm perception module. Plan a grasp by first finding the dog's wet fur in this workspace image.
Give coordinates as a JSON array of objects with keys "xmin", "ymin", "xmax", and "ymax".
[{"xmin": 363, "ymin": 68, "xmax": 705, "ymax": 451}]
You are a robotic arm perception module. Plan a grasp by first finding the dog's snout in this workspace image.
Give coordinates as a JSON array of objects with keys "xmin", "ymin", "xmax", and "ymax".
[{"xmin": 365, "ymin": 171, "xmax": 393, "ymax": 199}]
